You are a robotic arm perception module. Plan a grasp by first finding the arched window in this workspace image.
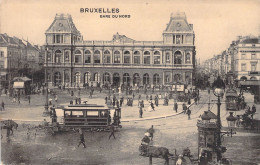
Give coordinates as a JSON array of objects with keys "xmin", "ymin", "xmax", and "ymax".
[
  {"xmin": 240, "ymin": 76, "xmax": 247, "ymax": 81},
  {"xmin": 84, "ymin": 72, "xmax": 91, "ymax": 84},
  {"xmin": 94, "ymin": 72, "xmax": 100, "ymax": 82},
  {"xmin": 153, "ymin": 74, "xmax": 160, "ymax": 85},
  {"xmin": 123, "ymin": 73, "xmax": 130, "ymax": 85},
  {"xmin": 103, "ymin": 72, "xmax": 111, "ymax": 84},
  {"xmin": 144, "ymin": 51, "xmax": 150, "ymax": 64},
  {"xmin": 113, "ymin": 73, "xmax": 120, "ymax": 86},
  {"xmin": 153, "ymin": 51, "xmax": 160, "ymax": 64},
  {"xmin": 47, "ymin": 52, "xmax": 52, "ymax": 62},
  {"xmin": 133, "ymin": 51, "xmax": 140, "ymax": 64},
  {"xmin": 75, "ymin": 50, "xmax": 82, "ymax": 64},
  {"xmin": 94, "ymin": 50, "xmax": 100, "ymax": 63},
  {"xmin": 165, "ymin": 75, "xmax": 170, "ymax": 83},
  {"xmin": 143, "ymin": 73, "xmax": 149, "ymax": 85},
  {"xmin": 185, "ymin": 53, "xmax": 191, "ymax": 64},
  {"xmin": 166, "ymin": 52, "xmax": 171, "ymax": 63},
  {"xmin": 133, "ymin": 73, "xmax": 140, "ymax": 86},
  {"xmin": 54, "ymin": 72, "xmax": 61, "ymax": 86},
  {"xmin": 124, "ymin": 51, "xmax": 131, "ymax": 64},
  {"xmin": 250, "ymin": 77, "xmax": 257, "ymax": 80},
  {"xmin": 174, "ymin": 74, "xmax": 181, "ymax": 82},
  {"xmin": 185, "ymin": 72, "xmax": 191, "ymax": 84},
  {"xmin": 55, "ymin": 50, "xmax": 62, "ymax": 63},
  {"xmin": 104, "ymin": 50, "xmax": 111, "ymax": 63},
  {"xmin": 75, "ymin": 72, "xmax": 81, "ymax": 85},
  {"xmin": 64, "ymin": 51, "xmax": 70, "ymax": 62},
  {"xmin": 174, "ymin": 51, "xmax": 182, "ymax": 64},
  {"xmin": 114, "ymin": 50, "xmax": 120, "ymax": 63},
  {"xmin": 84, "ymin": 50, "xmax": 91, "ymax": 63},
  {"xmin": 64, "ymin": 73, "xmax": 69, "ymax": 83}
]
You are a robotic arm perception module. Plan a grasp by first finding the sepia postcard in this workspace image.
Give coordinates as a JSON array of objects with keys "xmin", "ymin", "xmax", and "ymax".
[{"xmin": 0, "ymin": 0, "xmax": 260, "ymax": 164}]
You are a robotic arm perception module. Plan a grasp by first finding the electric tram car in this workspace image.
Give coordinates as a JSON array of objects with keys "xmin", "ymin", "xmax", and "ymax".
[
  {"xmin": 225, "ymin": 89, "xmax": 239, "ymax": 111},
  {"xmin": 44, "ymin": 104, "xmax": 121, "ymax": 135}
]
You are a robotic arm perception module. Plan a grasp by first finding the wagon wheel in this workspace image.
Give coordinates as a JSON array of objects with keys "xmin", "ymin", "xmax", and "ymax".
[{"xmin": 44, "ymin": 127, "xmax": 55, "ymax": 136}]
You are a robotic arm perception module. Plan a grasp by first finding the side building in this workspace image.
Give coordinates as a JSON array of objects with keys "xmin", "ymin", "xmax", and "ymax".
[{"xmin": 44, "ymin": 13, "xmax": 196, "ymax": 88}]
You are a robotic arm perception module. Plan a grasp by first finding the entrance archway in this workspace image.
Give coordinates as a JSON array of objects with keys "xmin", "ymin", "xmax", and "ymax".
[
  {"xmin": 133, "ymin": 73, "xmax": 140, "ymax": 86},
  {"xmin": 123, "ymin": 73, "xmax": 130, "ymax": 86},
  {"xmin": 113, "ymin": 73, "xmax": 120, "ymax": 87}
]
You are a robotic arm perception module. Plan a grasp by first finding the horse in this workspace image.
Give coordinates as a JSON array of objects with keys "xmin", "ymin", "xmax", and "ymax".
[
  {"xmin": 1, "ymin": 120, "xmax": 18, "ymax": 138},
  {"xmin": 139, "ymin": 144, "xmax": 173, "ymax": 165}
]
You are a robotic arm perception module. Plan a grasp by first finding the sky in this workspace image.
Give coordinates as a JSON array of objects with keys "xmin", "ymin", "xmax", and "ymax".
[{"xmin": 0, "ymin": 0, "xmax": 259, "ymax": 62}]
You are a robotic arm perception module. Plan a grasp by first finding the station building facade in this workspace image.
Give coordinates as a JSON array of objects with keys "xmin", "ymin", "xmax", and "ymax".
[{"xmin": 45, "ymin": 12, "xmax": 196, "ymax": 88}]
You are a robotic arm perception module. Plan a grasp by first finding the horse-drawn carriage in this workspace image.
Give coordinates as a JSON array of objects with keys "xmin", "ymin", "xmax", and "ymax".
[
  {"xmin": 44, "ymin": 104, "xmax": 121, "ymax": 135},
  {"xmin": 139, "ymin": 133, "xmax": 194, "ymax": 165},
  {"xmin": 1, "ymin": 120, "xmax": 18, "ymax": 138}
]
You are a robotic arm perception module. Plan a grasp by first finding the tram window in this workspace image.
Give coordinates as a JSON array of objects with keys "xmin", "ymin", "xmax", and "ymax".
[
  {"xmin": 72, "ymin": 111, "xmax": 84, "ymax": 117},
  {"xmin": 64, "ymin": 111, "xmax": 70, "ymax": 116},
  {"xmin": 87, "ymin": 111, "xmax": 99, "ymax": 116}
]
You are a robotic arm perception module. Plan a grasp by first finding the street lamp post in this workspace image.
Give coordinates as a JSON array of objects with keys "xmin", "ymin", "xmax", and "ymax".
[
  {"xmin": 43, "ymin": 44, "xmax": 49, "ymax": 116},
  {"xmin": 212, "ymin": 76, "xmax": 225, "ymax": 162}
]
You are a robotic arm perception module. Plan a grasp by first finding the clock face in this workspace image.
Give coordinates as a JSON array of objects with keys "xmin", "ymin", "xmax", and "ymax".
[
  {"xmin": 59, "ymin": 23, "xmax": 63, "ymax": 27},
  {"xmin": 177, "ymin": 23, "xmax": 181, "ymax": 27}
]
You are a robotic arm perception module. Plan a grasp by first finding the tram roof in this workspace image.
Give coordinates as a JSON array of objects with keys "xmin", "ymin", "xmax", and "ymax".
[{"xmin": 61, "ymin": 104, "xmax": 111, "ymax": 111}]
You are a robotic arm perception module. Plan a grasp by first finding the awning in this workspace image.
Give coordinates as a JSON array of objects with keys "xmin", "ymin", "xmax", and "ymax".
[
  {"xmin": 13, "ymin": 82, "xmax": 24, "ymax": 88},
  {"xmin": 239, "ymin": 80, "xmax": 260, "ymax": 86}
]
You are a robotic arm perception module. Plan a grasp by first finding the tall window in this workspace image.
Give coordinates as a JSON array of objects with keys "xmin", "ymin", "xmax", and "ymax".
[
  {"xmin": 54, "ymin": 72, "xmax": 61, "ymax": 85},
  {"xmin": 64, "ymin": 51, "xmax": 70, "ymax": 62},
  {"xmin": 241, "ymin": 63, "xmax": 246, "ymax": 71},
  {"xmin": 251, "ymin": 64, "xmax": 256, "ymax": 72},
  {"xmin": 47, "ymin": 52, "xmax": 52, "ymax": 61},
  {"xmin": 84, "ymin": 72, "xmax": 91, "ymax": 84},
  {"xmin": 166, "ymin": 52, "xmax": 170, "ymax": 63},
  {"xmin": 174, "ymin": 51, "xmax": 182, "ymax": 64},
  {"xmin": 153, "ymin": 74, "xmax": 160, "ymax": 85},
  {"xmin": 84, "ymin": 50, "xmax": 91, "ymax": 63},
  {"xmin": 185, "ymin": 53, "xmax": 191, "ymax": 64},
  {"xmin": 0, "ymin": 51, "xmax": 4, "ymax": 57},
  {"xmin": 75, "ymin": 72, "xmax": 81, "ymax": 85},
  {"xmin": 103, "ymin": 72, "xmax": 111, "ymax": 83},
  {"xmin": 143, "ymin": 51, "xmax": 150, "ymax": 64},
  {"xmin": 153, "ymin": 51, "xmax": 160, "ymax": 64},
  {"xmin": 123, "ymin": 73, "xmax": 130, "ymax": 85},
  {"xmin": 143, "ymin": 73, "xmax": 149, "ymax": 85},
  {"xmin": 55, "ymin": 50, "xmax": 62, "ymax": 63},
  {"xmin": 94, "ymin": 50, "xmax": 100, "ymax": 63},
  {"xmin": 94, "ymin": 73, "xmax": 100, "ymax": 82},
  {"xmin": 104, "ymin": 50, "xmax": 111, "ymax": 63},
  {"xmin": 75, "ymin": 50, "xmax": 82, "ymax": 64},
  {"xmin": 133, "ymin": 51, "xmax": 140, "ymax": 64},
  {"xmin": 133, "ymin": 73, "xmax": 140, "ymax": 86},
  {"xmin": 124, "ymin": 51, "xmax": 131, "ymax": 64},
  {"xmin": 176, "ymin": 35, "xmax": 181, "ymax": 44},
  {"xmin": 114, "ymin": 50, "xmax": 120, "ymax": 63}
]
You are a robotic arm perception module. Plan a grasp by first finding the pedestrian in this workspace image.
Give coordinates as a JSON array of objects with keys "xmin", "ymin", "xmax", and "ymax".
[
  {"xmin": 183, "ymin": 103, "xmax": 187, "ymax": 114},
  {"xmin": 28, "ymin": 95, "xmax": 31, "ymax": 104},
  {"xmin": 109, "ymin": 124, "xmax": 116, "ymax": 139},
  {"xmin": 139, "ymin": 107, "xmax": 143, "ymax": 118},
  {"xmin": 252, "ymin": 105, "xmax": 256, "ymax": 114},
  {"xmin": 77, "ymin": 129, "xmax": 86, "ymax": 148},
  {"xmin": 105, "ymin": 96, "xmax": 108, "ymax": 104},
  {"xmin": 174, "ymin": 102, "xmax": 178, "ymax": 113},
  {"xmin": 138, "ymin": 94, "xmax": 141, "ymax": 100},
  {"xmin": 55, "ymin": 95, "xmax": 58, "ymax": 103},
  {"xmin": 188, "ymin": 98, "xmax": 191, "ymax": 105},
  {"xmin": 147, "ymin": 125, "xmax": 155, "ymax": 141},
  {"xmin": 150, "ymin": 102, "xmax": 155, "ymax": 111},
  {"xmin": 187, "ymin": 108, "xmax": 191, "ymax": 120},
  {"xmin": 116, "ymin": 99, "xmax": 120, "ymax": 108},
  {"xmin": 1, "ymin": 100, "xmax": 4, "ymax": 111}
]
